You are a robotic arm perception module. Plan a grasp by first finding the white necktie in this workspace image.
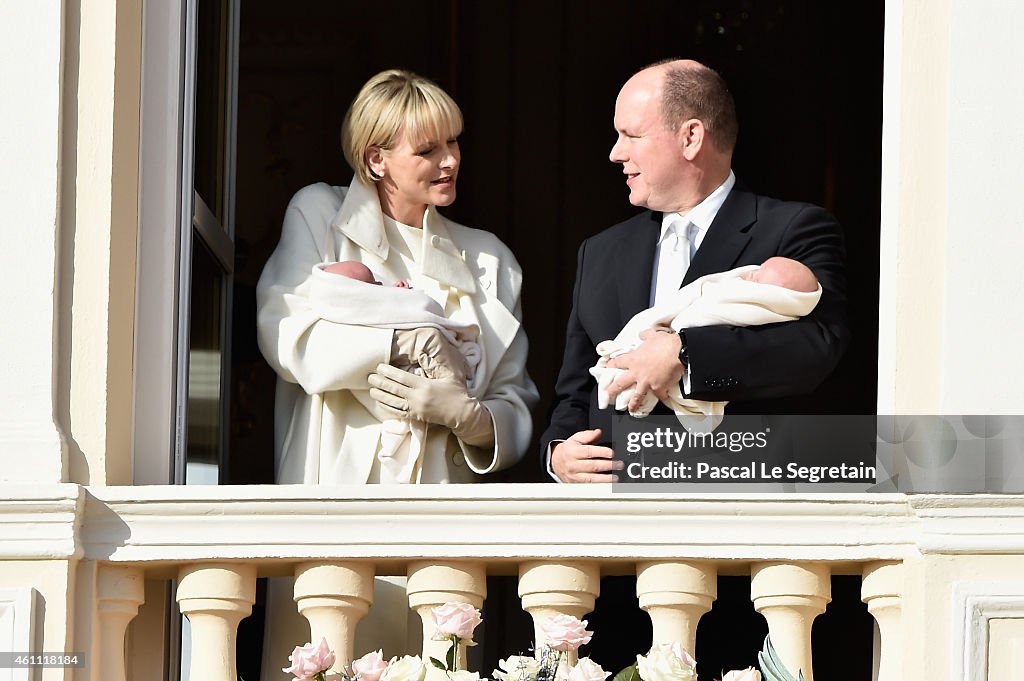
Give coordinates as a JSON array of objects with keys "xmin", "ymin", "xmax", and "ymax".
[{"xmin": 653, "ymin": 220, "xmax": 697, "ymax": 306}]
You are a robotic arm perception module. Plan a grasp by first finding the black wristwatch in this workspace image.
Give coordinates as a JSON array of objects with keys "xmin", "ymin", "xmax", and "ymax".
[{"xmin": 677, "ymin": 329, "xmax": 689, "ymax": 370}]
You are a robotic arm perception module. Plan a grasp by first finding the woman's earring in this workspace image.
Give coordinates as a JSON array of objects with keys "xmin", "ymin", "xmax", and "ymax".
[{"xmin": 369, "ymin": 168, "xmax": 384, "ymax": 182}]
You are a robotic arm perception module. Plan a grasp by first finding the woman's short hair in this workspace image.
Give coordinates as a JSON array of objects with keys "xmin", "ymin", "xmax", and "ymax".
[{"xmin": 341, "ymin": 69, "xmax": 464, "ymax": 185}]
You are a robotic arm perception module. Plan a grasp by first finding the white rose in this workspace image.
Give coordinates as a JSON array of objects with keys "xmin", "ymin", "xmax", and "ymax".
[
  {"xmin": 448, "ymin": 672, "xmax": 483, "ymax": 681},
  {"xmin": 722, "ymin": 669, "xmax": 761, "ymax": 681},
  {"xmin": 493, "ymin": 656, "xmax": 540, "ymax": 681},
  {"xmin": 381, "ymin": 656, "xmax": 427, "ymax": 681},
  {"xmin": 636, "ymin": 645, "xmax": 695, "ymax": 681},
  {"xmin": 568, "ymin": 658, "xmax": 610, "ymax": 681}
]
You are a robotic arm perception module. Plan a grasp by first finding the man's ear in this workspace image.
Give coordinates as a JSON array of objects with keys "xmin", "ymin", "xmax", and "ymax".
[
  {"xmin": 679, "ymin": 119, "xmax": 705, "ymax": 161},
  {"xmin": 366, "ymin": 146, "xmax": 386, "ymax": 178}
]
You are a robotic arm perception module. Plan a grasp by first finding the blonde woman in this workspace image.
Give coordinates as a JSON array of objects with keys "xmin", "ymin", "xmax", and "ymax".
[
  {"xmin": 256, "ymin": 69, "xmax": 538, "ymax": 669},
  {"xmin": 258, "ymin": 69, "xmax": 537, "ymax": 485}
]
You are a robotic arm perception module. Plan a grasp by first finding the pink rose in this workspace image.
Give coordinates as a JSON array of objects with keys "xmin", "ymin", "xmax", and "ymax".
[
  {"xmin": 353, "ymin": 650, "xmax": 390, "ymax": 681},
  {"xmin": 283, "ymin": 638, "xmax": 336, "ymax": 680},
  {"xmin": 540, "ymin": 614, "xmax": 594, "ymax": 652},
  {"xmin": 431, "ymin": 602, "xmax": 483, "ymax": 641},
  {"xmin": 722, "ymin": 669, "xmax": 761, "ymax": 681},
  {"xmin": 666, "ymin": 643, "xmax": 696, "ymax": 670}
]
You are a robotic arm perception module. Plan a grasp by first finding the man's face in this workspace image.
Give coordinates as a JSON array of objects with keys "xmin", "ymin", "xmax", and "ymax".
[{"xmin": 608, "ymin": 71, "xmax": 689, "ymax": 213}]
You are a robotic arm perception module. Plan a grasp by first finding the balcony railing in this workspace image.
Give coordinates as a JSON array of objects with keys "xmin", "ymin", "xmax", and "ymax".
[{"xmin": 65, "ymin": 485, "xmax": 1024, "ymax": 681}]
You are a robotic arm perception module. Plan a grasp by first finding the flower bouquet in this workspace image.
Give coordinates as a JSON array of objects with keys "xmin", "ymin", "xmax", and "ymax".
[{"xmin": 283, "ymin": 603, "xmax": 802, "ymax": 681}]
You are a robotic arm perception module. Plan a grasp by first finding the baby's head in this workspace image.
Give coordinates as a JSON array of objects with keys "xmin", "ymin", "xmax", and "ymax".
[
  {"xmin": 740, "ymin": 257, "xmax": 819, "ymax": 292},
  {"xmin": 333, "ymin": 261, "xmax": 381, "ymax": 285}
]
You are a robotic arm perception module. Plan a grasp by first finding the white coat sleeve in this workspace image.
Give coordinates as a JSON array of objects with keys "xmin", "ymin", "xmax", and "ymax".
[
  {"xmin": 461, "ymin": 254, "xmax": 539, "ymax": 475},
  {"xmin": 256, "ymin": 187, "xmax": 392, "ymax": 395}
]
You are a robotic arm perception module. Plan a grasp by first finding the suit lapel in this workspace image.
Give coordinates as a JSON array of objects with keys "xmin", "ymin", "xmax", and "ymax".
[
  {"xmin": 684, "ymin": 185, "xmax": 757, "ymax": 285},
  {"xmin": 617, "ymin": 211, "xmax": 661, "ymax": 320}
]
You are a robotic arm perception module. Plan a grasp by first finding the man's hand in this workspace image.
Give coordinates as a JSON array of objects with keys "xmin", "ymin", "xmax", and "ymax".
[
  {"xmin": 551, "ymin": 429, "xmax": 623, "ymax": 483},
  {"xmin": 605, "ymin": 326, "xmax": 684, "ymax": 413}
]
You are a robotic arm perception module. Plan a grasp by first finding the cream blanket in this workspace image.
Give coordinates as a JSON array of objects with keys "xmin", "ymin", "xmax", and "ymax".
[
  {"xmin": 590, "ymin": 264, "xmax": 821, "ymax": 427},
  {"xmin": 311, "ymin": 264, "xmax": 482, "ymax": 481}
]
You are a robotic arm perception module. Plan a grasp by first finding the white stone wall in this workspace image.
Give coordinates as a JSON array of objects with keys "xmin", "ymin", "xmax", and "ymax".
[{"xmin": 0, "ymin": 1, "xmax": 66, "ymax": 482}]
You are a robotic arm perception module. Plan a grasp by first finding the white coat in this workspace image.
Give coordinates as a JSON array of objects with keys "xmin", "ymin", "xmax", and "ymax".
[{"xmin": 256, "ymin": 178, "xmax": 538, "ymax": 483}]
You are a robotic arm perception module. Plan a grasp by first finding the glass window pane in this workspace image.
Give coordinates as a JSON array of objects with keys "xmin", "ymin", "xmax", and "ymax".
[
  {"xmin": 185, "ymin": 236, "xmax": 224, "ymax": 484},
  {"xmin": 194, "ymin": 0, "xmax": 230, "ymax": 223}
]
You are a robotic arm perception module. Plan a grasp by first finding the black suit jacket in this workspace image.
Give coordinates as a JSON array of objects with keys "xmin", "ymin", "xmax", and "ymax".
[{"xmin": 541, "ymin": 182, "xmax": 850, "ymax": 455}]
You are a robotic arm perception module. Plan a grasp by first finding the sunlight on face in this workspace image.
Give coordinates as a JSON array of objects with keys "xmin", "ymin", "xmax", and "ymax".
[{"xmin": 377, "ymin": 128, "xmax": 461, "ymax": 226}]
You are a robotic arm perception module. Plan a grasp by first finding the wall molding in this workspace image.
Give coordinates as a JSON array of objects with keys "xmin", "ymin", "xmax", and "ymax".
[
  {"xmin": 951, "ymin": 580, "xmax": 1024, "ymax": 681},
  {"xmin": 0, "ymin": 587, "xmax": 40, "ymax": 681}
]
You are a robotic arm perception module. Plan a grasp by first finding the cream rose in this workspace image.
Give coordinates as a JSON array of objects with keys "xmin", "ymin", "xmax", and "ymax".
[
  {"xmin": 636, "ymin": 644, "xmax": 695, "ymax": 681},
  {"xmin": 493, "ymin": 655, "xmax": 541, "ymax": 681},
  {"xmin": 381, "ymin": 655, "xmax": 427, "ymax": 681},
  {"xmin": 568, "ymin": 657, "xmax": 610, "ymax": 681},
  {"xmin": 448, "ymin": 671, "xmax": 482, "ymax": 681},
  {"xmin": 722, "ymin": 669, "xmax": 761, "ymax": 681}
]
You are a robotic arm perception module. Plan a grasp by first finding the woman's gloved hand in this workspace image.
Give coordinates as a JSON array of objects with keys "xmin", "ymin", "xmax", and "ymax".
[
  {"xmin": 368, "ymin": 361, "xmax": 494, "ymax": 448},
  {"xmin": 391, "ymin": 328, "xmax": 469, "ymax": 381}
]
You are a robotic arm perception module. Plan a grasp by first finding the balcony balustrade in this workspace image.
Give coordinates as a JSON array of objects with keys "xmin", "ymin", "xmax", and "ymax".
[{"xmin": 68, "ymin": 485, "xmax": 958, "ymax": 681}]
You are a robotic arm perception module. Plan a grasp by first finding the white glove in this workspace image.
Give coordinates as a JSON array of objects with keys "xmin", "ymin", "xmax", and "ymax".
[{"xmin": 368, "ymin": 362, "xmax": 494, "ymax": 448}]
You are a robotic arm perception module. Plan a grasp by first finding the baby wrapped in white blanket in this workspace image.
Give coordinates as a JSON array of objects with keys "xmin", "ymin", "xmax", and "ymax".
[
  {"xmin": 590, "ymin": 257, "xmax": 822, "ymax": 427},
  {"xmin": 312, "ymin": 261, "xmax": 481, "ymax": 482}
]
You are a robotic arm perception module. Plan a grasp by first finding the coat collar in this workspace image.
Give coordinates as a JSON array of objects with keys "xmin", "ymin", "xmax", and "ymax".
[
  {"xmin": 331, "ymin": 178, "xmax": 477, "ymax": 293},
  {"xmin": 616, "ymin": 211, "xmax": 661, "ymax": 321}
]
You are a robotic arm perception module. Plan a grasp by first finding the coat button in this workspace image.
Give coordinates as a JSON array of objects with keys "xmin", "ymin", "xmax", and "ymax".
[
  {"xmin": 452, "ymin": 451, "xmax": 465, "ymax": 467},
  {"xmin": 430, "ymin": 235, "xmax": 441, "ymax": 247}
]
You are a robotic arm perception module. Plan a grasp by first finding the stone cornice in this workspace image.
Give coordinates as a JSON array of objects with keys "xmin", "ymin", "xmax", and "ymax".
[
  {"xmin": 7, "ymin": 486, "xmax": 1024, "ymax": 567},
  {"xmin": 0, "ymin": 484, "xmax": 83, "ymax": 559}
]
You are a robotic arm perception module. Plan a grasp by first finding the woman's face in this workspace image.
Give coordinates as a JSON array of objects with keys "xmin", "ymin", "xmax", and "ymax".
[{"xmin": 374, "ymin": 129, "xmax": 460, "ymax": 225}]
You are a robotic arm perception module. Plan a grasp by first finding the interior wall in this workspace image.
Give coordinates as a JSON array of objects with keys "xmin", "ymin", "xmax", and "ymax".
[{"xmin": 230, "ymin": 0, "xmax": 884, "ymax": 483}]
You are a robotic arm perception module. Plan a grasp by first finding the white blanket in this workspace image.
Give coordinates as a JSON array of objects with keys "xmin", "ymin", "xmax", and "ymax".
[
  {"xmin": 590, "ymin": 264, "xmax": 821, "ymax": 428},
  {"xmin": 311, "ymin": 264, "xmax": 482, "ymax": 481}
]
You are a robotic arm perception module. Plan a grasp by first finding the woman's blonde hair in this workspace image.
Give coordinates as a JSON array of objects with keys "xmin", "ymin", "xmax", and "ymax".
[{"xmin": 341, "ymin": 69, "xmax": 464, "ymax": 185}]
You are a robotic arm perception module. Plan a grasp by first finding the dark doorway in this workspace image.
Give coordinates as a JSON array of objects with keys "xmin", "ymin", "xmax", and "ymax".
[{"xmin": 228, "ymin": 0, "xmax": 883, "ymax": 484}]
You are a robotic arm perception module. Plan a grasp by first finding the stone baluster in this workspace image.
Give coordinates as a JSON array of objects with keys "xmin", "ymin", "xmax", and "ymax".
[
  {"xmin": 407, "ymin": 561, "xmax": 486, "ymax": 677},
  {"xmin": 518, "ymin": 561, "xmax": 600, "ymax": 665},
  {"xmin": 96, "ymin": 565, "xmax": 145, "ymax": 681},
  {"xmin": 636, "ymin": 561, "xmax": 716, "ymax": 658},
  {"xmin": 861, "ymin": 561, "xmax": 903, "ymax": 681},
  {"xmin": 177, "ymin": 563, "xmax": 256, "ymax": 681},
  {"xmin": 295, "ymin": 562, "xmax": 374, "ymax": 669},
  {"xmin": 750, "ymin": 562, "xmax": 830, "ymax": 681}
]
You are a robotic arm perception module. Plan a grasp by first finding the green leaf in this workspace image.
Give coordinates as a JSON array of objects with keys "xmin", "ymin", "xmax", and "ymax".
[
  {"xmin": 612, "ymin": 662, "xmax": 640, "ymax": 681},
  {"xmin": 757, "ymin": 635, "xmax": 804, "ymax": 681},
  {"xmin": 430, "ymin": 657, "xmax": 447, "ymax": 671}
]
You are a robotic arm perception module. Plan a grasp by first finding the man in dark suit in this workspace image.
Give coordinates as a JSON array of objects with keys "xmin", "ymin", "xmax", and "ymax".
[{"xmin": 542, "ymin": 59, "xmax": 849, "ymax": 482}]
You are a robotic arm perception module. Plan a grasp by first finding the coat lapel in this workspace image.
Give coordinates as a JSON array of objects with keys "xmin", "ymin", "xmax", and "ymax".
[
  {"xmin": 331, "ymin": 178, "xmax": 390, "ymax": 262},
  {"xmin": 617, "ymin": 211, "xmax": 661, "ymax": 320},
  {"xmin": 683, "ymin": 185, "xmax": 756, "ymax": 285}
]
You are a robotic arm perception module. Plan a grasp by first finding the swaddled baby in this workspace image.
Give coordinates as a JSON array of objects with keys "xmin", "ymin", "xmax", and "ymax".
[
  {"xmin": 319, "ymin": 260, "xmax": 482, "ymax": 481},
  {"xmin": 590, "ymin": 257, "xmax": 821, "ymax": 428}
]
